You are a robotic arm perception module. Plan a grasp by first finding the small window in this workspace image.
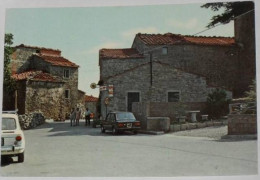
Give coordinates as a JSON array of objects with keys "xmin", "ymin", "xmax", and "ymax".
[
  {"xmin": 64, "ymin": 69, "xmax": 70, "ymax": 78},
  {"xmin": 162, "ymin": 47, "xmax": 168, "ymax": 55},
  {"xmin": 65, "ymin": 89, "xmax": 70, "ymax": 99},
  {"xmin": 2, "ymin": 118, "xmax": 16, "ymax": 130},
  {"xmin": 168, "ymin": 92, "xmax": 180, "ymax": 102}
]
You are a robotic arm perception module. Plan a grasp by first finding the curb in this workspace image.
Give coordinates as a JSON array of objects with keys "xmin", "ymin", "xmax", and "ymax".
[
  {"xmin": 221, "ymin": 134, "xmax": 257, "ymax": 140},
  {"xmin": 138, "ymin": 130, "xmax": 165, "ymax": 135}
]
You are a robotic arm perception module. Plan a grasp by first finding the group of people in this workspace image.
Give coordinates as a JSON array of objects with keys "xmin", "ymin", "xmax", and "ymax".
[{"xmin": 70, "ymin": 107, "xmax": 92, "ymax": 127}]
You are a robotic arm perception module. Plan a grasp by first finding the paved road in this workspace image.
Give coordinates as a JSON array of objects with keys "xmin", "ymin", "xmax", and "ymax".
[{"xmin": 1, "ymin": 120, "xmax": 258, "ymax": 177}]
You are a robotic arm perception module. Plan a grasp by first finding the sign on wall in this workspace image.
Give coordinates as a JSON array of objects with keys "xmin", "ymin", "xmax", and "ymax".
[{"xmin": 108, "ymin": 85, "xmax": 114, "ymax": 97}]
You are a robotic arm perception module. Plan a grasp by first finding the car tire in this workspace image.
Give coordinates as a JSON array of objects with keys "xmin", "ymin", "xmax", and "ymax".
[
  {"xmin": 112, "ymin": 126, "xmax": 118, "ymax": 135},
  {"xmin": 133, "ymin": 130, "xmax": 138, "ymax": 134},
  {"xmin": 101, "ymin": 126, "xmax": 105, "ymax": 133},
  {"xmin": 18, "ymin": 152, "xmax": 24, "ymax": 163}
]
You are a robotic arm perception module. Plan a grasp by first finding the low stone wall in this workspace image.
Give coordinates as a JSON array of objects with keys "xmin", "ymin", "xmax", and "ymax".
[
  {"xmin": 170, "ymin": 120, "xmax": 227, "ymax": 132},
  {"xmin": 228, "ymin": 114, "xmax": 257, "ymax": 135},
  {"xmin": 19, "ymin": 112, "xmax": 45, "ymax": 130},
  {"xmin": 147, "ymin": 117, "xmax": 170, "ymax": 132}
]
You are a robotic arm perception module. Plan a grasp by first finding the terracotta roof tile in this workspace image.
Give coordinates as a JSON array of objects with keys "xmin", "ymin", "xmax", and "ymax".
[
  {"xmin": 85, "ymin": 95, "xmax": 99, "ymax": 102},
  {"xmin": 137, "ymin": 33, "xmax": 235, "ymax": 46},
  {"xmin": 12, "ymin": 70, "xmax": 63, "ymax": 83},
  {"xmin": 100, "ymin": 48, "xmax": 144, "ymax": 59},
  {"xmin": 35, "ymin": 54, "xmax": 79, "ymax": 68}
]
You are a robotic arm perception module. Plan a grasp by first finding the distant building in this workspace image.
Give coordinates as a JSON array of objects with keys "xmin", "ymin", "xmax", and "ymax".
[
  {"xmin": 6, "ymin": 44, "xmax": 85, "ymax": 120},
  {"xmin": 85, "ymin": 95, "xmax": 99, "ymax": 115}
]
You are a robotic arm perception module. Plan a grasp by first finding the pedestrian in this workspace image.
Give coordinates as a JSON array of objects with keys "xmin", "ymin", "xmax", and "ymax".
[
  {"xmin": 70, "ymin": 108, "xmax": 76, "ymax": 126},
  {"xmin": 76, "ymin": 107, "xmax": 81, "ymax": 126},
  {"xmin": 85, "ymin": 108, "xmax": 91, "ymax": 126}
]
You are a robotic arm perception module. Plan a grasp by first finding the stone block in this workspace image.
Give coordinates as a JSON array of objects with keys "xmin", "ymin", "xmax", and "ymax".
[
  {"xmin": 147, "ymin": 117, "xmax": 170, "ymax": 132},
  {"xmin": 213, "ymin": 121, "xmax": 222, "ymax": 126},
  {"xmin": 180, "ymin": 124, "xmax": 188, "ymax": 130},
  {"xmin": 189, "ymin": 123, "xmax": 197, "ymax": 129},
  {"xmin": 197, "ymin": 122, "xmax": 206, "ymax": 128},
  {"xmin": 171, "ymin": 124, "xmax": 181, "ymax": 132},
  {"xmin": 206, "ymin": 121, "xmax": 213, "ymax": 127}
]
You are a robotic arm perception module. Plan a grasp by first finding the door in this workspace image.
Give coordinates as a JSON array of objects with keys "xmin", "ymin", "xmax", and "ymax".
[{"xmin": 127, "ymin": 92, "xmax": 140, "ymax": 112}]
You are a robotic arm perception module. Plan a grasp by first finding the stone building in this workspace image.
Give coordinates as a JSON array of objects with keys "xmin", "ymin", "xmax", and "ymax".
[
  {"xmin": 99, "ymin": 47, "xmax": 233, "ymax": 118},
  {"xmin": 9, "ymin": 44, "xmax": 84, "ymax": 120},
  {"xmin": 85, "ymin": 95, "xmax": 99, "ymax": 115},
  {"xmin": 98, "ymin": 11, "xmax": 255, "ymax": 119}
]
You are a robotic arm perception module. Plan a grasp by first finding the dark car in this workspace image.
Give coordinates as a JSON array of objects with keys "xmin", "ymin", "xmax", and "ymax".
[{"xmin": 100, "ymin": 112, "xmax": 141, "ymax": 135}]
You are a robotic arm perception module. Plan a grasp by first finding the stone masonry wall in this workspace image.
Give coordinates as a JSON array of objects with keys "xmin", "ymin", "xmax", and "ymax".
[
  {"xmin": 25, "ymin": 81, "xmax": 65, "ymax": 120},
  {"xmin": 101, "ymin": 62, "xmax": 232, "ymax": 118},
  {"xmin": 50, "ymin": 66, "xmax": 79, "ymax": 114},
  {"xmin": 234, "ymin": 11, "xmax": 256, "ymax": 96},
  {"xmin": 132, "ymin": 36, "xmax": 239, "ymax": 97},
  {"xmin": 228, "ymin": 114, "xmax": 257, "ymax": 135},
  {"xmin": 100, "ymin": 58, "xmax": 147, "ymax": 80},
  {"xmin": 11, "ymin": 47, "xmax": 37, "ymax": 74}
]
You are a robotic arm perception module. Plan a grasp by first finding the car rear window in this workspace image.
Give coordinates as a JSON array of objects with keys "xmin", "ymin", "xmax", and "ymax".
[
  {"xmin": 2, "ymin": 118, "xmax": 16, "ymax": 130},
  {"xmin": 116, "ymin": 113, "xmax": 136, "ymax": 121}
]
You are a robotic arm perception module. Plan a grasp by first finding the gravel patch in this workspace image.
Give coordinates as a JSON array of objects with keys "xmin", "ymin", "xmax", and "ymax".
[{"xmin": 172, "ymin": 125, "xmax": 227, "ymax": 139}]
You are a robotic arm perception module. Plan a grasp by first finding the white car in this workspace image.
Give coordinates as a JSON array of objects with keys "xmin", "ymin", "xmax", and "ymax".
[{"xmin": 1, "ymin": 111, "xmax": 25, "ymax": 163}]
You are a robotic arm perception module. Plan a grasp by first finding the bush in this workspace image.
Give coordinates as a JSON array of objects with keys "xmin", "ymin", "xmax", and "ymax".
[{"xmin": 206, "ymin": 89, "xmax": 231, "ymax": 119}]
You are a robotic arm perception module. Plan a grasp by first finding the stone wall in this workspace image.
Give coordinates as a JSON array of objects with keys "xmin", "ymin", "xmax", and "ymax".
[
  {"xmin": 101, "ymin": 62, "xmax": 232, "ymax": 118},
  {"xmin": 234, "ymin": 10, "xmax": 256, "ymax": 96},
  {"xmin": 100, "ymin": 58, "xmax": 147, "ymax": 79},
  {"xmin": 132, "ymin": 101, "xmax": 208, "ymax": 129},
  {"xmin": 132, "ymin": 36, "xmax": 239, "ymax": 96},
  {"xmin": 228, "ymin": 114, "xmax": 257, "ymax": 135},
  {"xmin": 25, "ymin": 81, "xmax": 65, "ymax": 120},
  {"xmin": 11, "ymin": 47, "xmax": 37, "ymax": 73}
]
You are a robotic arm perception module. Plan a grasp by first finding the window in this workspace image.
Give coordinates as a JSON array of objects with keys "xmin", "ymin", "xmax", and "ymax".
[
  {"xmin": 168, "ymin": 92, "xmax": 180, "ymax": 102},
  {"xmin": 2, "ymin": 118, "xmax": 16, "ymax": 130},
  {"xmin": 65, "ymin": 89, "xmax": 70, "ymax": 99},
  {"xmin": 64, "ymin": 69, "xmax": 70, "ymax": 78},
  {"xmin": 162, "ymin": 47, "xmax": 168, "ymax": 55}
]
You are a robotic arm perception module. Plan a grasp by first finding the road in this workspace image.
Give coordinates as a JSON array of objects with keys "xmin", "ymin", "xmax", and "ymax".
[{"xmin": 1, "ymin": 120, "xmax": 258, "ymax": 177}]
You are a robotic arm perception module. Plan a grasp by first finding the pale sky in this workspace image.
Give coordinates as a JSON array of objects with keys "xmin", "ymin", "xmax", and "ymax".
[{"xmin": 4, "ymin": 2, "xmax": 234, "ymax": 97}]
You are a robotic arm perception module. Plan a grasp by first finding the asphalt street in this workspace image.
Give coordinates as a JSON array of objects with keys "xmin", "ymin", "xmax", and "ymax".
[{"xmin": 0, "ymin": 120, "xmax": 258, "ymax": 177}]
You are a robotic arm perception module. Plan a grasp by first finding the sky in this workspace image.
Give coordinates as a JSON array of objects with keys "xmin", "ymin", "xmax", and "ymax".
[{"xmin": 4, "ymin": 2, "xmax": 234, "ymax": 97}]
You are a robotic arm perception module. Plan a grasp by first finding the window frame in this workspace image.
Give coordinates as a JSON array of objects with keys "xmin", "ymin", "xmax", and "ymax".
[
  {"xmin": 63, "ymin": 69, "xmax": 70, "ymax": 79},
  {"xmin": 65, "ymin": 89, "xmax": 70, "ymax": 99},
  {"xmin": 167, "ymin": 91, "xmax": 181, "ymax": 102}
]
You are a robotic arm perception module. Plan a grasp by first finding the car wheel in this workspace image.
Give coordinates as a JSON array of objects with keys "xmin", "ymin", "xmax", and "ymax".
[
  {"xmin": 101, "ymin": 126, "xmax": 105, "ymax": 133},
  {"xmin": 133, "ymin": 130, "xmax": 138, "ymax": 134},
  {"xmin": 112, "ymin": 127, "xmax": 118, "ymax": 135},
  {"xmin": 18, "ymin": 152, "xmax": 24, "ymax": 163}
]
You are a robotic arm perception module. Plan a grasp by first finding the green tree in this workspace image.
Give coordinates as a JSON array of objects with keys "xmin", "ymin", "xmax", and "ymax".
[
  {"xmin": 207, "ymin": 89, "xmax": 231, "ymax": 119},
  {"xmin": 201, "ymin": 1, "xmax": 254, "ymax": 27},
  {"xmin": 3, "ymin": 33, "xmax": 16, "ymax": 93}
]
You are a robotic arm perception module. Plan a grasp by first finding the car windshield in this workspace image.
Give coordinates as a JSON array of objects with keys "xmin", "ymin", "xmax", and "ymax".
[
  {"xmin": 116, "ymin": 113, "xmax": 136, "ymax": 121},
  {"xmin": 2, "ymin": 118, "xmax": 16, "ymax": 130}
]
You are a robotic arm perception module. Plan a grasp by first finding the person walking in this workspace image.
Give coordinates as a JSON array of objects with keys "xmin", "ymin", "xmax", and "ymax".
[
  {"xmin": 76, "ymin": 107, "xmax": 81, "ymax": 126},
  {"xmin": 70, "ymin": 108, "xmax": 76, "ymax": 126},
  {"xmin": 85, "ymin": 108, "xmax": 91, "ymax": 126}
]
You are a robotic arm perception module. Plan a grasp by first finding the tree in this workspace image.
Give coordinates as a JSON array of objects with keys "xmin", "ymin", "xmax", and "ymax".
[
  {"xmin": 4, "ymin": 33, "xmax": 16, "ymax": 93},
  {"xmin": 206, "ymin": 89, "xmax": 231, "ymax": 119},
  {"xmin": 201, "ymin": 1, "xmax": 254, "ymax": 28}
]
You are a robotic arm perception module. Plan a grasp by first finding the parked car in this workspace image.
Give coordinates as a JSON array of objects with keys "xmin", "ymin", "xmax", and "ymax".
[
  {"xmin": 100, "ymin": 111, "xmax": 141, "ymax": 135},
  {"xmin": 1, "ymin": 111, "xmax": 25, "ymax": 163}
]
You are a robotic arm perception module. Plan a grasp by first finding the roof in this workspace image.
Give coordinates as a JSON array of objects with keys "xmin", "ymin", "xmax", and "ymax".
[
  {"xmin": 136, "ymin": 33, "xmax": 235, "ymax": 46},
  {"xmin": 100, "ymin": 48, "xmax": 144, "ymax": 59},
  {"xmin": 85, "ymin": 95, "xmax": 99, "ymax": 102},
  {"xmin": 15, "ymin": 44, "xmax": 61, "ymax": 53},
  {"xmin": 12, "ymin": 70, "xmax": 63, "ymax": 83},
  {"xmin": 34, "ymin": 54, "xmax": 79, "ymax": 68}
]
